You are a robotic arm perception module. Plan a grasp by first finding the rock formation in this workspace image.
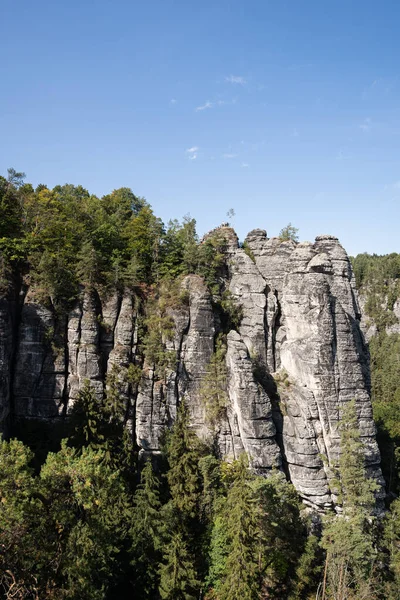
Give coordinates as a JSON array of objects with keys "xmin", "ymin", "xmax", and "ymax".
[{"xmin": 0, "ymin": 227, "xmax": 384, "ymax": 511}]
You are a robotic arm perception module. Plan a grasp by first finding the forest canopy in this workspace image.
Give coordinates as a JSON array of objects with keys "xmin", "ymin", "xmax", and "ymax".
[{"xmin": 1, "ymin": 170, "xmax": 400, "ymax": 599}]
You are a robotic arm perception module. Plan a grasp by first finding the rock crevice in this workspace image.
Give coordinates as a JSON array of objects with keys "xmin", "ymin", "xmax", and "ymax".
[{"xmin": 0, "ymin": 228, "xmax": 384, "ymax": 510}]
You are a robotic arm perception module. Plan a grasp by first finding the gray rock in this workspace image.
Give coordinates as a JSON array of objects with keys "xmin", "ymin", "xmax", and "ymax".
[{"xmin": 0, "ymin": 228, "xmax": 384, "ymax": 511}]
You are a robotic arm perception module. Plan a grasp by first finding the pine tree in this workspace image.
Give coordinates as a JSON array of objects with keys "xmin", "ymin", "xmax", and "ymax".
[
  {"xmin": 76, "ymin": 239, "xmax": 104, "ymax": 288},
  {"xmin": 320, "ymin": 400, "xmax": 380, "ymax": 600},
  {"xmin": 166, "ymin": 401, "xmax": 202, "ymax": 520},
  {"xmin": 217, "ymin": 455, "xmax": 262, "ymax": 600},
  {"xmin": 158, "ymin": 532, "xmax": 200, "ymax": 600},
  {"xmin": 383, "ymin": 497, "xmax": 400, "ymax": 599},
  {"xmin": 69, "ymin": 380, "xmax": 106, "ymax": 451},
  {"xmin": 290, "ymin": 534, "xmax": 322, "ymax": 600},
  {"xmin": 254, "ymin": 471, "xmax": 306, "ymax": 597},
  {"xmin": 130, "ymin": 460, "xmax": 163, "ymax": 599}
]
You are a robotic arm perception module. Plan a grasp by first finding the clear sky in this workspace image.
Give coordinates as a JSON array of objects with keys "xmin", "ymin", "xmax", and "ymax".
[{"xmin": 1, "ymin": 0, "xmax": 400, "ymax": 256}]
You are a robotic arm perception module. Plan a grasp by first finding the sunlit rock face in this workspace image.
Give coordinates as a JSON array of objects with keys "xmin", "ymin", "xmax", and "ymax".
[{"xmin": 0, "ymin": 227, "xmax": 384, "ymax": 511}]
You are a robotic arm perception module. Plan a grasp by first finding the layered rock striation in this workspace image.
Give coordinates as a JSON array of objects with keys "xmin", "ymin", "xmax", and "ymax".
[{"xmin": 0, "ymin": 227, "xmax": 384, "ymax": 510}]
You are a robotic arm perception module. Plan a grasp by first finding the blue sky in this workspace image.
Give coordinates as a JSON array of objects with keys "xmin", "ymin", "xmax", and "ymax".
[{"xmin": 1, "ymin": 0, "xmax": 400, "ymax": 255}]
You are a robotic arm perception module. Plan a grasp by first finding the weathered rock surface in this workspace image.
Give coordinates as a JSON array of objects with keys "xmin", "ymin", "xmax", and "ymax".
[{"xmin": 0, "ymin": 228, "xmax": 384, "ymax": 510}]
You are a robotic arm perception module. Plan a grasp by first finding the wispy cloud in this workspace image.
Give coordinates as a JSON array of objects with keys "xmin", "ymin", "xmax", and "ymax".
[
  {"xmin": 170, "ymin": 98, "xmax": 177, "ymax": 105},
  {"xmin": 241, "ymin": 162, "xmax": 249, "ymax": 168},
  {"xmin": 186, "ymin": 146, "xmax": 198, "ymax": 160},
  {"xmin": 336, "ymin": 150, "xmax": 352, "ymax": 161},
  {"xmin": 196, "ymin": 101, "xmax": 213, "ymax": 111},
  {"xmin": 225, "ymin": 75, "xmax": 246, "ymax": 85},
  {"xmin": 222, "ymin": 153, "xmax": 237, "ymax": 159},
  {"xmin": 362, "ymin": 77, "xmax": 397, "ymax": 99},
  {"xmin": 359, "ymin": 117, "xmax": 372, "ymax": 132},
  {"xmin": 384, "ymin": 180, "xmax": 400, "ymax": 191}
]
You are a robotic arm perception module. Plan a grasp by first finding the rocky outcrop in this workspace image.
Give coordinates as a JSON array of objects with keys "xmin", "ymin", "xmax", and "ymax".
[{"xmin": 0, "ymin": 228, "xmax": 384, "ymax": 511}]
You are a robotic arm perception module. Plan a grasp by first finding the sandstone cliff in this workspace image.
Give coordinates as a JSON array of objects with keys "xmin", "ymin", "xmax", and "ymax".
[{"xmin": 0, "ymin": 227, "xmax": 384, "ymax": 510}]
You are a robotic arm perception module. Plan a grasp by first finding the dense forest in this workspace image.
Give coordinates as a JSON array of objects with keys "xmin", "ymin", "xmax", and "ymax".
[{"xmin": 1, "ymin": 169, "xmax": 400, "ymax": 599}]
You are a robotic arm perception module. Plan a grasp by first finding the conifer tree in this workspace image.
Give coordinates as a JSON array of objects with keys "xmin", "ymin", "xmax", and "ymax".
[
  {"xmin": 200, "ymin": 335, "xmax": 228, "ymax": 427},
  {"xmin": 254, "ymin": 471, "xmax": 307, "ymax": 597},
  {"xmin": 69, "ymin": 380, "xmax": 106, "ymax": 451},
  {"xmin": 166, "ymin": 401, "xmax": 202, "ymax": 519},
  {"xmin": 158, "ymin": 532, "xmax": 200, "ymax": 600},
  {"xmin": 290, "ymin": 534, "xmax": 322, "ymax": 600},
  {"xmin": 217, "ymin": 455, "xmax": 262, "ymax": 600},
  {"xmin": 130, "ymin": 460, "xmax": 163, "ymax": 599},
  {"xmin": 320, "ymin": 400, "xmax": 379, "ymax": 600},
  {"xmin": 383, "ymin": 497, "xmax": 400, "ymax": 599}
]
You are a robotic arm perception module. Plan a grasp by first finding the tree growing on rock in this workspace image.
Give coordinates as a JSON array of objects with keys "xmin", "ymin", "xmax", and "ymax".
[{"xmin": 279, "ymin": 223, "xmax": 299, "ymax": 242}]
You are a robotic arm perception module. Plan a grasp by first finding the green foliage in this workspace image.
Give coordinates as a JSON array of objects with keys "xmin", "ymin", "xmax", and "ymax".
[
  {"xmin": 214, "ymin": 455, "xmax": 262, "ymax": 600},
  {"xmin": 0, "ymin": 437, "xmax": 133, "ymax": 600},
  {"xmin": 141, "ymin": 278, "xmax": 194, "ymax": 378},
  {"xmin": 253, "ymin": 471, "xmax": 306, "ymax": 596},
  {"xmin": 41, "ymin": 444, "xmax": 133, "ymax": 599},
  {"xmin": 351, "ymin": 252, "xmax": 400, "ymax": 501},
  {"xmin": 69, "ymin": 372, "xmax": 136, "ymax": 480},
  {"xmin": 0, "ymin": 169, "xmax": 200, "ymax": 307},
  {"xmin": 383, "ymin": 497, "xmax": 400, "ymax": 597},
  {"xmin": 142, "ymin": 289, "xmax": 177, "ymax": 379},
  {"xmin": 197, "ymin": 232, "xmax": 228, "ymax": 294},
  {"xmin": 352, "ymin": 252, "xmax": 400, "ymax": 290},
  {"xmin": 130, "ymin": 460, "xmax": 163, "ymax": 598},
  {"xmin": 351, "ymin": 252, "xmax": 400, "ymax": 330},
  {"xmin": 159, "ymin": 215, "xmax": 198, "ymax": 278},
  {"xmin": 158, "ymin": 532, "xmax": 200, "ymax": 600},
  {"xmin": 4, "ymin": 169, "xmax": 400, "ymax": 599},
  {"xmin": 242, "ymin": 240, "xmax": 256, "ymax": 263},
  {"xmin": 166, "ymin": 402, "xmax": 203, "ymax": 520},
  {"xmin": 278, "ymin": 223, "xmax": 299, "ymax": 242},
  {"xmin": 123, "ymin": 204, "xmax": 165, "ymax": 283},
  {"xmin": 289, "ymin": 534, "xmax": 322, "ymax": 600},
  {"xmin": 200, "ymin": 334, "xmax": 229, "ymax": 426},
  {"xmin": 368, "ymin": 331, "xmax": 400, "ymax": 495},
  {"xmin": 320, "ymin": 400, "xmax": 380, "ymax": 600},
  {"xmin": 219, "ymin": 290, "xmax": 243, "ymax": 331}
]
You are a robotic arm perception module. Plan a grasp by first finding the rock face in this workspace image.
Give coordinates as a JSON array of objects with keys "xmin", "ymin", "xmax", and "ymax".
[{"xmin": 0, "ymin": 227, "xmax": 384, "ymax": 510}]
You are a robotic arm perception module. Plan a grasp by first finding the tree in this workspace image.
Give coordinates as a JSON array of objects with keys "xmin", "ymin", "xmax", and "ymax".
[
  {"xmin": 0, "ymin": 173, "xmax": 24, "ymax": 240},
  {"xmin": 290, "ymin": 534, "xmax": 322, "ymax": 600},
  {"xmin": 383, "ymin": 497, "xmax": 400, "ymax": 599},
  {"xmin": 76, "ymin": 239, "xmax": 104, "ymax": 288},
  {"xmin": 123, "ymin": 205, "xmax": 164, "ymax": 282},
  {"xmin": 158, "ymin": 532, "xmax": 200, "ymax": 600},
  {"xmin": 253, "ymin": 471, "xmax": 306, "ymax": 597},
  {"xmin": 197, "ymin": 231, "xmax": 228, "ymax": 295},
  {"xmin": 0, "ymin": 438, "xmax": 53, "ymax": 597},
  {"xmin": 279, "ymin": 223, "xmax": 299, "ymax": 242},
  {"xmin": 7, "ymin": 167, "xmax": 25, "ymax": 188},
  {"xmin": 210, "ymin": 455, "xmax": 262, "ymax": 600},
  {"xmin": 320, "ymin": 400, "xmax": 380, "ymax": 600},
  {"xmin": 166, "ymin": 401, "xmax": 202, "ymax": 520},
  {"xmin": 226, "ymin": 208, "xmax": 235, "ymax": 226},
  {"xmin": 39, "ymin": 443, "xmax": 133, "ymax": 599},
  {"xmin": 69, "ymin": 380, "xmax": 107, "ymax": 451},
  {"xmin": 158, "ymin": 216, "xmax": 198, "ymax": 279},
  {"xmin": 200, "ymin": 335, "xmax": 228, "ymax": 427},
  {"xmin": 130, "ymin": 460, "xmax": 163, "ymax": 598}
]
